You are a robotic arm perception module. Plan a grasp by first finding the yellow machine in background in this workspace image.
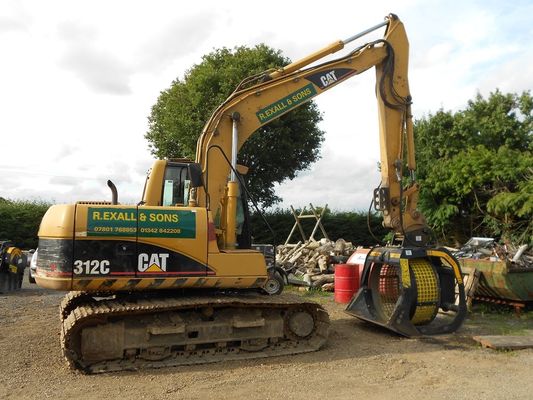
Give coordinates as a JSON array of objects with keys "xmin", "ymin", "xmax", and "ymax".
[
  {"xmin": 0, "ymin": 241, "xmax": 26, "ymax": 292},
  {"xmin": 36, "ymin": 14, "xmax": 466, "ymax": 373}
]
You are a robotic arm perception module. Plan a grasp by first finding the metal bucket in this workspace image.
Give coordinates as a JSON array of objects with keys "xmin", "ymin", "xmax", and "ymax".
[{"xmin": 345, "ymin": 246, "xmax": 467, "ymax": 337}]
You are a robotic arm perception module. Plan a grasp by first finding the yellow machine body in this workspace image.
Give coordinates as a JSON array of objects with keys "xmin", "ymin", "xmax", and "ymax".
[{"xmin": 36, "ymin": 200, "xmax": 268, "ymax": 291}]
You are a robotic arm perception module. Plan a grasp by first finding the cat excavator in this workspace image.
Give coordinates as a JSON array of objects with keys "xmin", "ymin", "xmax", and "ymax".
[{"xmin": 36, "ymin": 14, "xmax": 466, "ymax": 373}]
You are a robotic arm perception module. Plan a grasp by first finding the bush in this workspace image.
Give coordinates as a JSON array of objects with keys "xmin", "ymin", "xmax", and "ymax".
[
  {"xmin": 0, "ymin": 198, "xmax": 51, "ymax": 249},
  {"xmin": 249, "ymin": 208, "xmax": 387, "ymax": 246}
]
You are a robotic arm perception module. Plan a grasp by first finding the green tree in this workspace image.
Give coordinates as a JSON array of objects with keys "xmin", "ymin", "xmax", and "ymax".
[
  {"xmin": 0, "ymin": 199, "xmax": 51, "ymax": 249},
  {"xmin": 146, "ymin": 45, "xmax": 324, "ymax": 207},
  {"xmin": 414, "ymin": 90, "xmax": 532, "ymax": 245}
]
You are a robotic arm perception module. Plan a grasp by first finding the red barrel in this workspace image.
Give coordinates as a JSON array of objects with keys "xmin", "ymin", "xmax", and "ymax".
[{"xmin": 334, "ymin": 264, "xmax": 360, "ymax": 303}]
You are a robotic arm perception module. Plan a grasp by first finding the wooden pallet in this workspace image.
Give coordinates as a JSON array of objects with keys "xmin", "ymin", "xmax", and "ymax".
[{"xmin": 456, "ymin": 266, "xmax": 481, "ymax": 311}]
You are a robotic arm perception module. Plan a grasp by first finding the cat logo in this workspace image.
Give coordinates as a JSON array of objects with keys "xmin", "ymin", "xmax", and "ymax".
[
  {"xmin": 320, "ymin": 70, "xmax": 338, "ymax": 87},
  {"xmin": 305, "ymin": 68, "xmax": 355, "ymax": 90},
  {"xmin": 138, "ymin": 253, "xmax": 169, "ymax": 272}
]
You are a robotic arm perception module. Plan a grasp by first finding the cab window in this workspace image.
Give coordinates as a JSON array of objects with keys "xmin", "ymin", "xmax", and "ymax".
[{"xmin": 162, "ymin": 164, "xmax": 189, "ymax": 206}]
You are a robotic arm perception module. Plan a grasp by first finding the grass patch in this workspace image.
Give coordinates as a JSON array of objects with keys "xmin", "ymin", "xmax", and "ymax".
[
  {"xmin": 284, "ymin": 285, "xmax": 334, "ymax": 304},
  {"xmin": 466, "ymin": 304, "xmax": 533, "ymax": 336}
]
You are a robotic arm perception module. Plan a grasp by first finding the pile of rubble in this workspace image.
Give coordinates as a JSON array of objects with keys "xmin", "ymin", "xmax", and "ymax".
[
  {"xmin": 276, "ymin": 238, "xmax": 357, "ymax": 290},
  {"xmin": 453, "ymin": 237, "xmax": 532, "ymax": 268}
]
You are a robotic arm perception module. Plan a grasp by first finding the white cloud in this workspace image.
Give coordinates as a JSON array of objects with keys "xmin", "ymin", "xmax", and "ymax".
[
  {"xmin": 51, "ymin": 143, "xmax": 79, "ymax": 162},
  {"xmin": 275, "ymin": 149, "xmax": 381, "ymax": 211},
  {"xmin": 0, "ymin": 16, "xmax": 27, "ymax": 33},
  {"xmin": 58, "ymin": 22, "xmax": 133, "ymax": 95},
  {"xmin": 0, "ymin": 0, "xmax": 530, "ymax": 213},
  {"xmin": 48, "ymin": 175, "xmax": 78, "ymax": 186},
  {"xmin": 449, "ymin": 10, "xmax": 494, "ymax": 44},
  {"xmin": 137, "ymin": 13, "xmax": 216, "ymax": 71},
  {"xmin": 478, "ymin": 53, "xmax": 533, "ymax": 95}
]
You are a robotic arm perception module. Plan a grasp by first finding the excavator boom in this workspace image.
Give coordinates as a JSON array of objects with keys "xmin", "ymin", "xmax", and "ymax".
[{"xmin": 193, "ymin": 15, "xmax": 427, "ymax": 250}]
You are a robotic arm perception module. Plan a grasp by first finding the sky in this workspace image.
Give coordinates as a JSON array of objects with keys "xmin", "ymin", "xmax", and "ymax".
[{"xmin": 1, "ymin": 0, "xmax": 531, "ymax": 211}]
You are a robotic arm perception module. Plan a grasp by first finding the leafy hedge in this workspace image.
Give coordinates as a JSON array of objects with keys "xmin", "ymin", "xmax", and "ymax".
[
  {"xmin": 0, "ymin": 198, "xmax": 51, "ymax": 249},
  {"xmin": 249, "ymin": 208, "xmax": 388, "ymax": 246},
  {"xmin": 0, "ymin": 198, "xmax": 388, "ymax": 250}
]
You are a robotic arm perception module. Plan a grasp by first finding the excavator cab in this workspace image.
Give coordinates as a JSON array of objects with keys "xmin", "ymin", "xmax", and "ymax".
[{"xmin": 156, "ymin": 160, "xmax": 205, "ymax": 207}]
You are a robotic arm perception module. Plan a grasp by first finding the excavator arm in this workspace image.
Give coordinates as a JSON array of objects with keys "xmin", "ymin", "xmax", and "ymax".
[
  {"xmin": 192, "ymin": 14, "xmax": 466, "ymax": 336},
  {"xmin": 192, "ymin": 14, "xmax": 425, "ymax": 250}
]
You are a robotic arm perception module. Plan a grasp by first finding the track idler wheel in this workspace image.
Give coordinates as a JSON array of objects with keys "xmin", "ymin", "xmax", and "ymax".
[
  {"xmin": 284, "ymin": 306, "xmax": 316, "ymax": 340},
  {"xmin": 345, "ymin": 246, "xmax": 467, "ymax": 337},
  {"xmin": 262, "ymin": 268, "xmax": 285, "ymax": 295}
]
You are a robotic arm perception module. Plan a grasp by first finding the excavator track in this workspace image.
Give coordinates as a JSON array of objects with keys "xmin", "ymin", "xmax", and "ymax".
[
  {"xmin": 60, "ymin": 292, "xmax": 330, "ymax": 374},
  {"xmin": 60, "ymin": 291, "xmax": 98, "ymax": 321}
]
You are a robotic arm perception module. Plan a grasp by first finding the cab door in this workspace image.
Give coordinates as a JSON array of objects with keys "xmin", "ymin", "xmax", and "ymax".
[{"xmin": 135, "ymin": 162, "xmax": 208, "ymax": 278}]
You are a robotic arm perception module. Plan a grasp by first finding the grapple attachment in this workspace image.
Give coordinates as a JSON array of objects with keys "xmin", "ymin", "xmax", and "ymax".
[{"xmin": 345, "ymin": 246, "xmax": 466, "ymax": 337}]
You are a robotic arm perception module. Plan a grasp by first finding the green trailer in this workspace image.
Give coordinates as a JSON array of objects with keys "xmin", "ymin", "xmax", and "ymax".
[{"xmin": 459, "ymin": 258, "xmax": 533, "ymax": 302}]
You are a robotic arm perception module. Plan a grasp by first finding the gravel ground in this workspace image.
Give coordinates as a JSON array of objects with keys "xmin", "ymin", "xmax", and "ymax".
[{"xmin": 0, "ymin": 270, "xmax": 532, "ymax": 400}]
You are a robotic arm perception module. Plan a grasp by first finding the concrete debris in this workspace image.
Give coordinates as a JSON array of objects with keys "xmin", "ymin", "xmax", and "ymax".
[
  {"xmin": 453, "ymin": 237, "xmax": 532, "ymax": 268},
  {"xmin": 276, "ymin": 238, "xmax": 358, "ymax": 290}
]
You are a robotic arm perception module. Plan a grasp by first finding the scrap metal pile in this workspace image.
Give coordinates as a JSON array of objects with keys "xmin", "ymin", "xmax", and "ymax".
[
  {"xmin": 276, "ymin": 238, "xmax": 357, "ymax": 290},
  {"xmin": 453, "ymin": 237, "xmax": 532, "ymax": 268},
  {"xmin": 452, "ymin": 237, "xmax": 532, "ymax": 307}
]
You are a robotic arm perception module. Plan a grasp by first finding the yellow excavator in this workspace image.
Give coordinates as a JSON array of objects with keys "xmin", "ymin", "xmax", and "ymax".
[{"xmin": 36, "ymin": 14, "xmax": 466, "ymax": 373}]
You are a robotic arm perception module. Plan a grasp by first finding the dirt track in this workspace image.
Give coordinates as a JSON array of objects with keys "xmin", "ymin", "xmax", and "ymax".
[{"xmin": 1, "ymin": 272, "xmax": 532, "ymax": 400}]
